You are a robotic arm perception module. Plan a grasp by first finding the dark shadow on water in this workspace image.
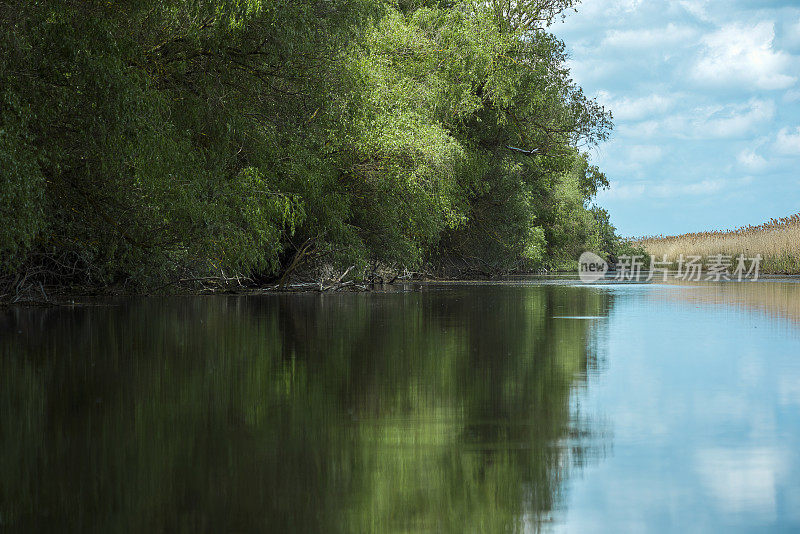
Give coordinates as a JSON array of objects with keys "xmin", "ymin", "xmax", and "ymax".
[{"xmin": 0, "ymin": 286, "xmax": 612, "ymax": 532}]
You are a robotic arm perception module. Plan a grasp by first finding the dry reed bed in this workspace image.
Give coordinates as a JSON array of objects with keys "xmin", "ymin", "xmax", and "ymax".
[{"xmin": 635, "ymin": 213, "xmax": 800, "ymax": 274}]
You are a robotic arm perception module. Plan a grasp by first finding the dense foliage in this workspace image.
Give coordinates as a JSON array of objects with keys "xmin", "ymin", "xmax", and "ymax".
[{"xmin": 0, "ymin": 0, "xmax": 628, "ymax": 292}]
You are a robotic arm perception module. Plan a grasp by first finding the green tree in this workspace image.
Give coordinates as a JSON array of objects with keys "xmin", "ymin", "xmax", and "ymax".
[{"xmin": 0, "ymin": 0, "xmax": 628, "ymax": 294}]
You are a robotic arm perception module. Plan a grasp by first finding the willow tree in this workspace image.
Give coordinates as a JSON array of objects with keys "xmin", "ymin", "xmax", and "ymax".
[{"xmin": 0, "ymin": 0, "xmax": 620, "ymax": 294}]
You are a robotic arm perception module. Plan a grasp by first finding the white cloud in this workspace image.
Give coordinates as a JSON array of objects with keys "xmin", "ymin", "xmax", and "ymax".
[
  {"xmin": 602, "ymin": 23, "xmax": 697, "ymax": 49},
  {"xmin": 618, "ymin": 99, "xmax": 775, "ymax": 140},
  {"xmin": 618, "ymin": 119, "xmax": 662, "ymax": 139},
  {"xmin": 628, "ymin": 145, "xmax": 664, "ymax": 165},
  {"xmin": 602, "ymin": 182, "xmax": 646, "ymax": 200},
  {"xmin": 601, "ymin": 144, "xmax": 665, "ymax": 177},
  {"xmin": 677, "ymin": 0, "xmax": 710, "ymax": 21},
  {"xmin": 602, "ymin": 175, "xmax": 755, "ymax": 200},
  {"xmin": 783, "ymin": 88, "xmax": 800, "ymax": 103},
  {"xmin": 566, "ymin": 57, "xmax": 622, "ymax": 85},
  {"xmin": 697, "ymin": 99, "xmax": 776, "ymax": 139},
  {"xmin": 692, "ymin": 22, "xmax": 797, "ymax": 90},
  {"xmin": 597, "ymin": 91, "xmax": 676, "ymax": 121},
  {"xmin": 604, "ymin": 178, "xmax": 724, "ymax": 199},
  {"xmin": 774, "ymin": 127, "xmax": 800, "ymax": 154},
  {"xmin": 607, "ymin": 0, "xmax": 643, "ymax": 13},
  {"xmin": 786, "ymin": 17, "xmax": 800, "ymax": 47},
  {"xmin": 570, "ymin": 0, "xmax": 644, "ymax": 18},
  {"xmin": 661, "ymin": 179, "xmax": 725, "ymax": 196},
  {"xmin": 737, "ymin": 148, "xmax": 768, "ymax": 171}
]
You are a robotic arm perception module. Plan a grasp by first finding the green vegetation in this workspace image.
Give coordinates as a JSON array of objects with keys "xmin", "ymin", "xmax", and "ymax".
[{"xmin": 0, "ymin": 0, "xmax": 629, "ymax": 295}]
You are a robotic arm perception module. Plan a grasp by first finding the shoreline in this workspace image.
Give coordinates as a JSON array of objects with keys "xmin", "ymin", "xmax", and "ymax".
[{"xmin": 6, "ymin": 272, "xmax": 800, "ymax": 308}]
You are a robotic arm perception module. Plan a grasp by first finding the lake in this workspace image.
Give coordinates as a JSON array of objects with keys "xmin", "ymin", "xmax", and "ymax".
[{"xmin": 2, "ymin": 280, "xmax": 800, "ymax": 532}]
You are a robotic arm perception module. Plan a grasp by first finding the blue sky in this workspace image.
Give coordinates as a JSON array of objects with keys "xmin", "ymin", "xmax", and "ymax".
[{"xmin": 552, "ymin": 0, "xmax": 800, "ymax": 237}]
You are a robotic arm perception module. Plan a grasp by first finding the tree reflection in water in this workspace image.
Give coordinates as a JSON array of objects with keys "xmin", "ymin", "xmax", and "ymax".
[{"xmin": 0, "ymin": 285, "xmax": 611, "ymax": 532}]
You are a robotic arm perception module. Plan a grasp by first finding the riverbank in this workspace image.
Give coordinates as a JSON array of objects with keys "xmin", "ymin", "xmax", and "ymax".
[
  {"xmin": 0, "ymin": 270, "xmax": 494, "ymax": 306},
  {"xmin": 635, "ymin": 213, "xmax": 800, "ymax": 274},
  {"xmin": 3, "ymin": 256, "xmax": 601, "ymax": 305}
]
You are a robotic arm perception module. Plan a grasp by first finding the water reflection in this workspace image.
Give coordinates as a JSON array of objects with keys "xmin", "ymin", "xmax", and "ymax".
[
  {"xmin": 555, "ymin": 280, "xmax": 800, "ymax": 532},
  {"xmin": 663, "ymin": 278, "xmax": 800, "ymax": 326},
  {"xmin": 0, "ymin": 286, "xmax": 610, "ymax": 532}
]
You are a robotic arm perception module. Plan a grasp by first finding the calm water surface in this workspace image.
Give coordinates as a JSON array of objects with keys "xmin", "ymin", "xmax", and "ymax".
[{"xmin": 2, "ymin": 281, "xmax": 800, "ymax": 532}]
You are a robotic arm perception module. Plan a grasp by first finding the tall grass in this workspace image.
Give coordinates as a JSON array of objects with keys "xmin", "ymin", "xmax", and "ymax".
[{"xmin": 635, "ymin": 213, "xmax": 800, "ymax": 274}]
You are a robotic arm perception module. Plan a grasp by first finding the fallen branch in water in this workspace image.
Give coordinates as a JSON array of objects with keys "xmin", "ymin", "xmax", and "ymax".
[{"xmin": 148, "ymin": 274, "xmax": 249, "ymax": 295}]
